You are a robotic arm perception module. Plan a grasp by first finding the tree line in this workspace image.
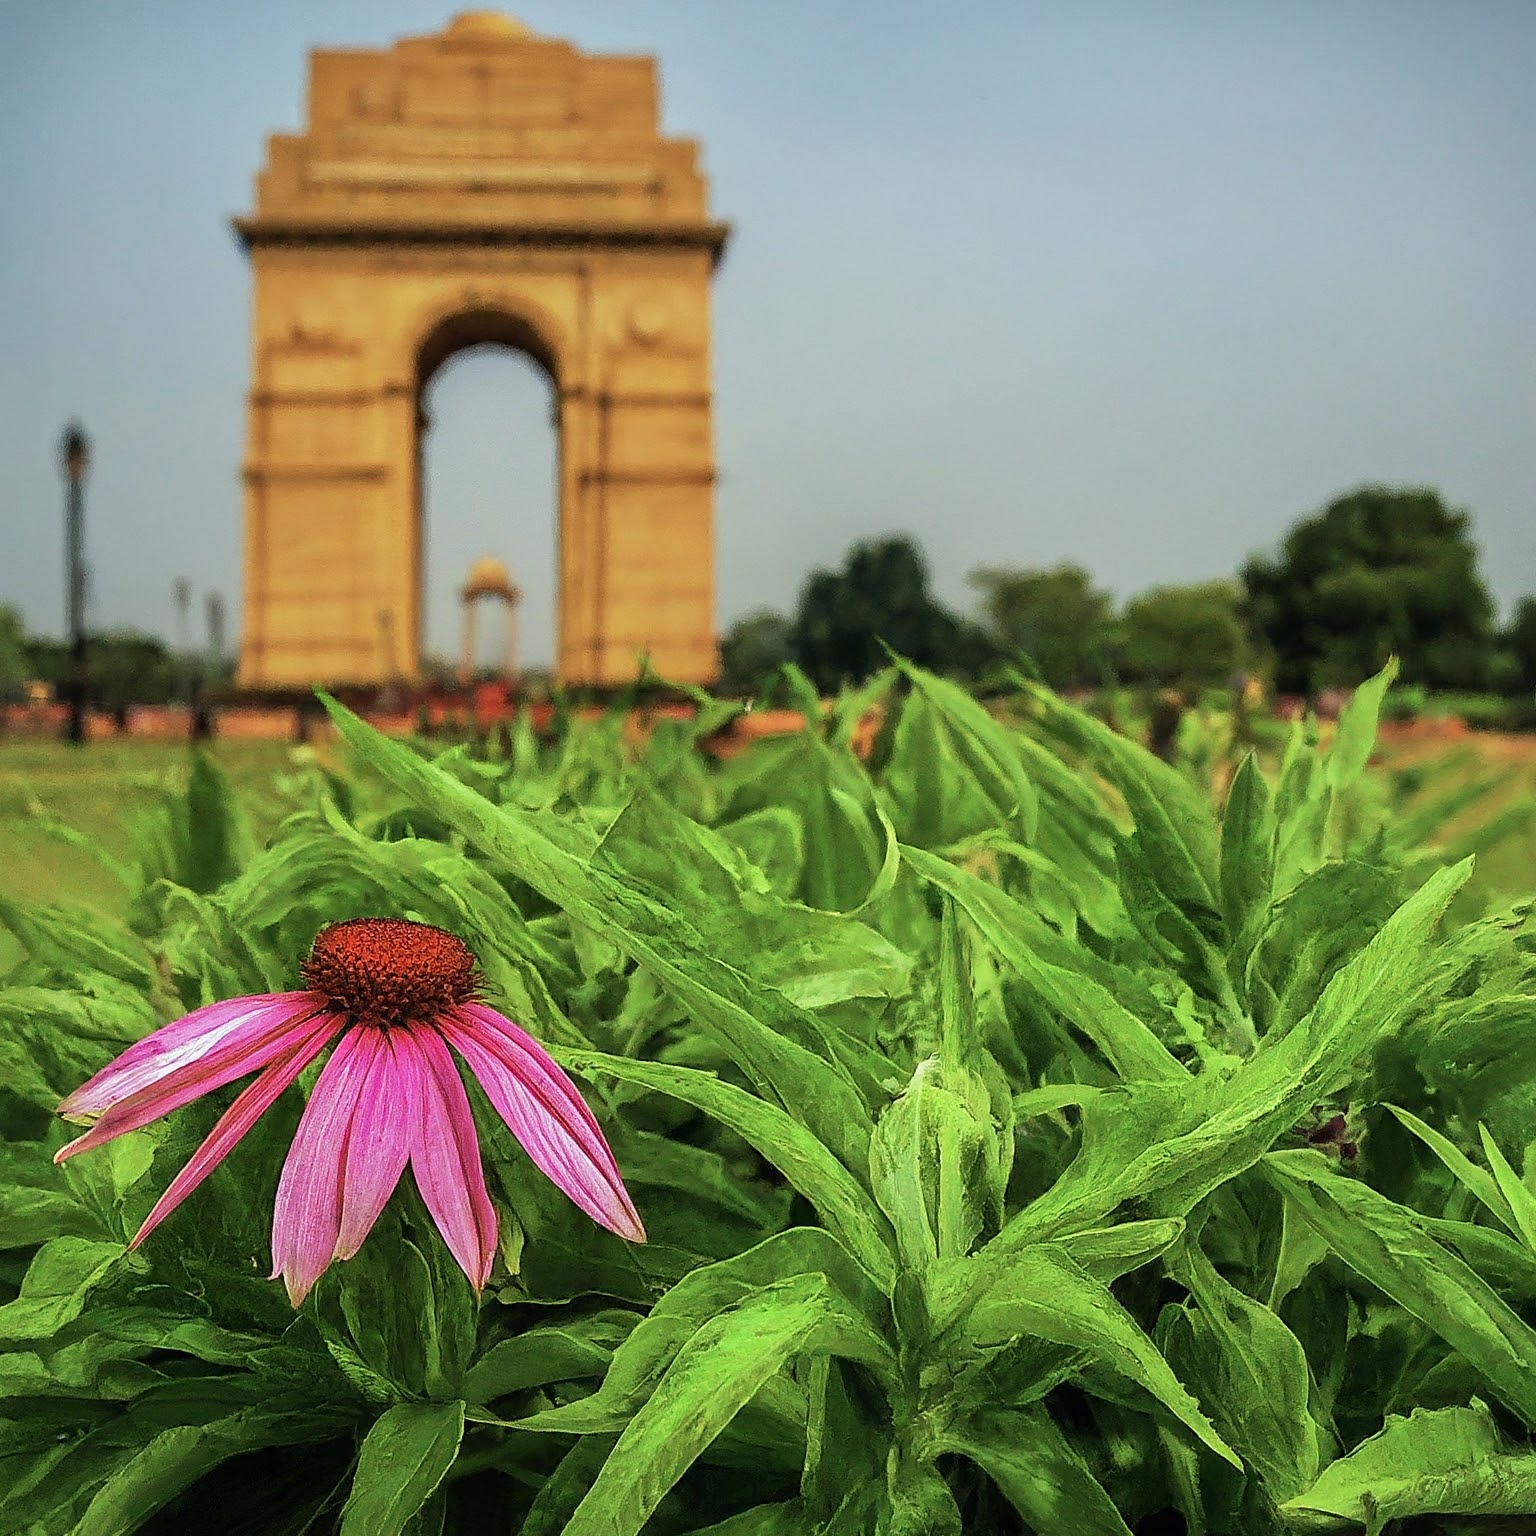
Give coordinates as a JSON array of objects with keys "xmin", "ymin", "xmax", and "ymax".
[
  {"xmin": 0, "ymin": 610, "xmax": 229, "ymax": 709},
  {"xmin": 4, "ymin": 484, "xmax": 1531, "ymax": 708},
  {"xmin": 724, "ymin": 485, "xmax": 1536, "ymax": 701}
]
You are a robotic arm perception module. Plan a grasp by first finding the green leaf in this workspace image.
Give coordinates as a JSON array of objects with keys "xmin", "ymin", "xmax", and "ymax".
[
  {"xmin": 941, "ymin": 1403, "xmax": 1133, "ymax": 1536},
  {"xmin": 597, "ymin": 782, "xmax": 908, "ymax": 1015},
  {"xmin": 880, "ymin": 1446, "xmax": 963, "ymax": 1536},
  {"xmin": 1020, "ymin": 679, "xmax": 1220, "ymax": 917},
  {"xmin": 514, "ymin": 1229, "xmax": 886, "ymax": 1435},
  {"xmin": 72, "ymin": 1406, "xmax": 346, "ymax": 1536},
  {"xmin": 946, "ymin": 833, "xmax": 1089, "ymax": 941},
  {"xmin": 827, "ymin": 665, "xmax": 898, "ymax": 750},
  {"xmin": 866, "ymin": 1075, "xmax": 941, "ymax": 1274},
  {"xmin": 934, "ymin": 901, "xmax": 1012, "ymax": 1235},
  {"xmin": 1010, "ymin": 730, "xmax": 1126, "ymax": 928},
  {"xmin": 1384, "ymin": 757, "xmax": 1506, "ymax": 850},
  {"xmin": 1384, "ymin": 1103, "xmax": 1516, "ymax": 1235},
  {"xmin": 880, "ymin": 660, "xmax": 1039, "ymax": 848},
  {"xmin": 1163, "ymin": 1237, "xmax": 1321, "ymax": 1502},
  {"xmin": 37, "ymin": 1306, "xmax": 271, "ymax": 1395},
  {"xmin": 746, "ymin": 915, "xmax": 911, "ymax": 1014},
  {"xmin": 561, "ymin": 1273, "xmax": 893, "ymax": 1536},
  {"xmin": 901, "ymin": 844, "xmax": 1186, "ymax": 1083},
  {"xmin": 868, "ymin": 916, "xmax": 1007, "ymax": 1274},
  {"xmin": 1246, "ymin": 860, "xmax": 1405, "ymax": 1037},
  {"xmin": 328, "ymin": 1210, "xmax": 475, "ymax": 1402},
  {"xmin": 678, "ymin": 1505, "xmax": 811, "ymax": 1529},
  {"xmin": 951, "ymin": 1243, "xmax": 1239, "ymax": 1467},
  {"xmin": 800, "ymin": 1355, "xmax": 887, "ymax": 1527},
  {"xmin": 0, "ymin": 981, "xmax": 156, "ymax": 1111},
  {"xmin": 776, "ymin": 661, "xmax": 823, "ymax": 723},
  {"xmin": 0, "ymin": 1376, "xmax": 344, "ymax": 1534},
  {"xmin": 1061, "ymin": 1218, "xmax": 1186, "ymax": 1284},
  {"xmin": 986, "ymin": 1080, "xmax": 1199, "ymax": 1255},
  {"xmin": 1421, "ymin": 1216, "xmax": 1536, "ymax": 1310},
  {"xmin": 335, "ymin": 1217, "xmax": 428, "ymax": 1400},
  {"xmin": 1263, "ymin": 1150, "xmax": 1536, "ymax": 1426},
  {"xmin": 0, "ymin": 1140, "xmax": 97, "ymax": 1249},
  {"xmin": 722, "ymin": 730, "xmax": 885, "ymax": 914},
  {"xmin": 612, "ymin": 1128, "xmax": 787, "ymax": 1228},
  {"xmin": 414, "ymin": 1230, "xmax": 478, "ymax": 1403},
  {"xmin": 1282, "ymin": 1399, "xmax": 1536, "ymax": 1536},
  {"xmin": 183, "ymin": 750, "xmax": 257, "ymax": 892},
  {"xmin": 518, "ymin": 1436, "xmax": 619, "ymax": 1536},
  {"xmin": 1266, "ymin": 1195, "xmax": 1331, "ymax": 1311},
  {"xmin": 1012, "ymin": 1083, "xmax": 1101, "ymax": 1121},
  {"xmin": 0, "ymin": 1237, "xmax": 123, "ymax": 1340},
  {"xmin": 1479, "ymin": 1123, "xmax": 1536, "ymax": 1254},
  {"xmin": 1218, "ymin": 751, "xmax": 1275, "ymax": 954},
  {"xmin": 464, "ymin": 1314, "xmax": 637, "ymax": 1404},
  {"xmin": 848, "ymin": 794, "xmax": 903, "ymax": 919},
  {"xmin": 0, "ymin": 893, "xmax": 154, "ymax": 989},
  {"xmin": 340, "ymin": 1400, "xmax": 466, "ymax": 1536},
  {"xmin": 1270, "ymin": 736, "xmax": 1332, "ymax": 898},
  {"xmin": 1325, "ymin": 658, "xmax": 1398, "ymax": 793},
  {"xmin": 717, "ymin": 806, "xmax": 804, "ymax": 898},
  {"xmin": 558, "ymin": 1049, "xmax": 895, "ymax": 1291}
]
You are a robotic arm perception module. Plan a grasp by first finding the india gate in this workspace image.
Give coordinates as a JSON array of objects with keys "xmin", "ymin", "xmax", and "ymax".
[{"xmin": 235, "ymin": 11, "xmax": 727, "ymax": 689}]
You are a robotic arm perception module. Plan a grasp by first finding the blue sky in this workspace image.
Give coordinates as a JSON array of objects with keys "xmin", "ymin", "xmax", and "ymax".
[{"xmin": 2, "ymin": 1, "xmax": 1532, "ymax": 667}]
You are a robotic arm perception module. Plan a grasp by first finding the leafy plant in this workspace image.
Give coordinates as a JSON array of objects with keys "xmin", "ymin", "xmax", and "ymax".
[{"xmin": 2, "ymin": 661, "xmax": 1534, "ymax": 1534}]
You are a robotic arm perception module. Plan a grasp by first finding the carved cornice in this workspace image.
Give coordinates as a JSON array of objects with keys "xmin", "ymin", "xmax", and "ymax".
[
  {"xmin": 232, "ymin": 217, "xmax": 731, "ymax": 265},
  {"xmin": 577, "ymin": 466, "xmax": 717, "ymax": 486},
  {"xmin": 243, "ymin": 461, "xmax": 390, "ymax": 483},
  {"xmin": 249, "ymin": 388, "xmax": 382, "ymax": 407}
]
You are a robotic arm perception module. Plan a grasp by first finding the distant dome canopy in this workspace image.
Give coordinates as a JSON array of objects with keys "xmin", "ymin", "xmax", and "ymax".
[
  {"xmin": 462, "ymin": 556, "xmax": 519, "ymax": 600},
  {"xmin": 444, "ymin": 11, "xmax": 533, "ymax": 40}
]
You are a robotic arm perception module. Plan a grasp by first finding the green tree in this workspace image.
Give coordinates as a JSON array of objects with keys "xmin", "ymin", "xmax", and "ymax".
[
  {"xmin": 1505, "ymin": 597, "xmax": 1536, "ymax": 694},
  {"xmin": 1242, "ymin": 485, "xmax": 1496, "ymax": 692},
  {"xmin": 967, "ymin": 563, "xmax": 1115, "ymax": 689},
  {"xmin": 0, "ymin": 606, "xmax": 30, "ymax": 702},
  {"xmin": 791, "ymin": 536, "xmax": 992, "ymax": 691},
  {"xmin": 718, "ymin": 608, "xmax": 794, "ymax": 694},
  {"xmin": 1117, "ymin": 579, "xmax": 1250, "ymax": 689},
  {"xmin": 25, "ymin": 630, "xmax": 179, "ymax": 708}
]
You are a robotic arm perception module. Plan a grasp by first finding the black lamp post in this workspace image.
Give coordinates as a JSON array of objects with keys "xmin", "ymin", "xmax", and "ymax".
[{"xmin": 61, "ymin": 422, "xmax": 90, "ymax": 745}]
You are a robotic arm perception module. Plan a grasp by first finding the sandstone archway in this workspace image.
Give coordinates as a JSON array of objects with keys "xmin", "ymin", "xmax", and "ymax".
[{"xmin": 235, "ymin": 11, "xmax": 727, "ymax": 689}]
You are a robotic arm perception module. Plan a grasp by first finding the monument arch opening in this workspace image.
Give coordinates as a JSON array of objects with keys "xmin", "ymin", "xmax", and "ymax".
[
  {"xmin": 415, "ymin": 316, "xmax": 559, "ymax": 681},
  {"xmin": 235, "ymin": 10, "xmax": 728, "ymax": 690}
]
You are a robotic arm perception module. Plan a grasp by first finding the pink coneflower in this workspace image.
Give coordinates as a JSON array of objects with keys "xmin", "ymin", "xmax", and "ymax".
[{"xmin": 56, "ymin": 917, "xmax": 644, "ymax": 1304}]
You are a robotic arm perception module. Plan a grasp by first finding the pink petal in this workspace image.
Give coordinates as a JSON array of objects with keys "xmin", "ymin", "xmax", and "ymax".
[
  {"xmin": 270, "ymin": 1025, "xmax": 376, "ymax": 1306},
  {"xmin": 333, "ymin": 1028, "xmax": 412, "ymax": 1262},
  {"xmin": 398, "ymin": 1026, "xmax": 497, "ymax": 1291},
  {"xmin": 129, "ymin": 1010, "xmax": 343, "ymax": 1249},
  {"xmin": 439, "ymin": 1002, "xmax": 645, "ymax": 1244},
  {"xmin": 55, "ymin": 993, "xmax": 332, "ymax": 1162},
  {"xmin": 60, "ymin": 992, "xmax": 322, "ymax": 1118}
]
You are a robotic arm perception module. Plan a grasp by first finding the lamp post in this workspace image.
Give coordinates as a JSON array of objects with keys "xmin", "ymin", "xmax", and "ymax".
[{"xmin": 61, "ymin": 423, "xmax": 90, "ymax": 745}]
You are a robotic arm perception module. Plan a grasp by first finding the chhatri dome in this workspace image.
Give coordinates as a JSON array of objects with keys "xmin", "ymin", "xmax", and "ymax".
[
  {"xmin": 462, "ymin": 556, "xmax": 519, "ymax": 601},
  {"xmin": 444, "ymin": 11, "xmax": 534, "ymax": 41}
]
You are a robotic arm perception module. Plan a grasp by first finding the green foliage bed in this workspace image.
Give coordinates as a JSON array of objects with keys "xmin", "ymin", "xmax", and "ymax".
[{"xmin": 2, "ymin": 661, "xmax": 1535, "ymax": 1535}]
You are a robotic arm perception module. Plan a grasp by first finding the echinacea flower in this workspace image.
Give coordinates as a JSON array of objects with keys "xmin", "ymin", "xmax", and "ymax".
[{"xmin": 56, "ymin": 918, "xmax": 644, "ymax": 1304}]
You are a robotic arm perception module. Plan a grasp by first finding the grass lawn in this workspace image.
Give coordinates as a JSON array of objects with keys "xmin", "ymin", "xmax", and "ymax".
[
  {"xmin": 2, "ymin": 725, "xmax": 1533, "ymax": 979},
  {"xmin": 1372, "ymin": 731, "xmax": 1536, "ymax": 907},
  {"xmin": 0, "ymin": 737, "xmax": 323, "ymax": 974}
]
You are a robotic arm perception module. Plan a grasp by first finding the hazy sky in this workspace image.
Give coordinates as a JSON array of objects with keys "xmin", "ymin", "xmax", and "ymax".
[{"xmin": 2, "ymin": 2, "xmax": 1532, "ymax": 667}]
